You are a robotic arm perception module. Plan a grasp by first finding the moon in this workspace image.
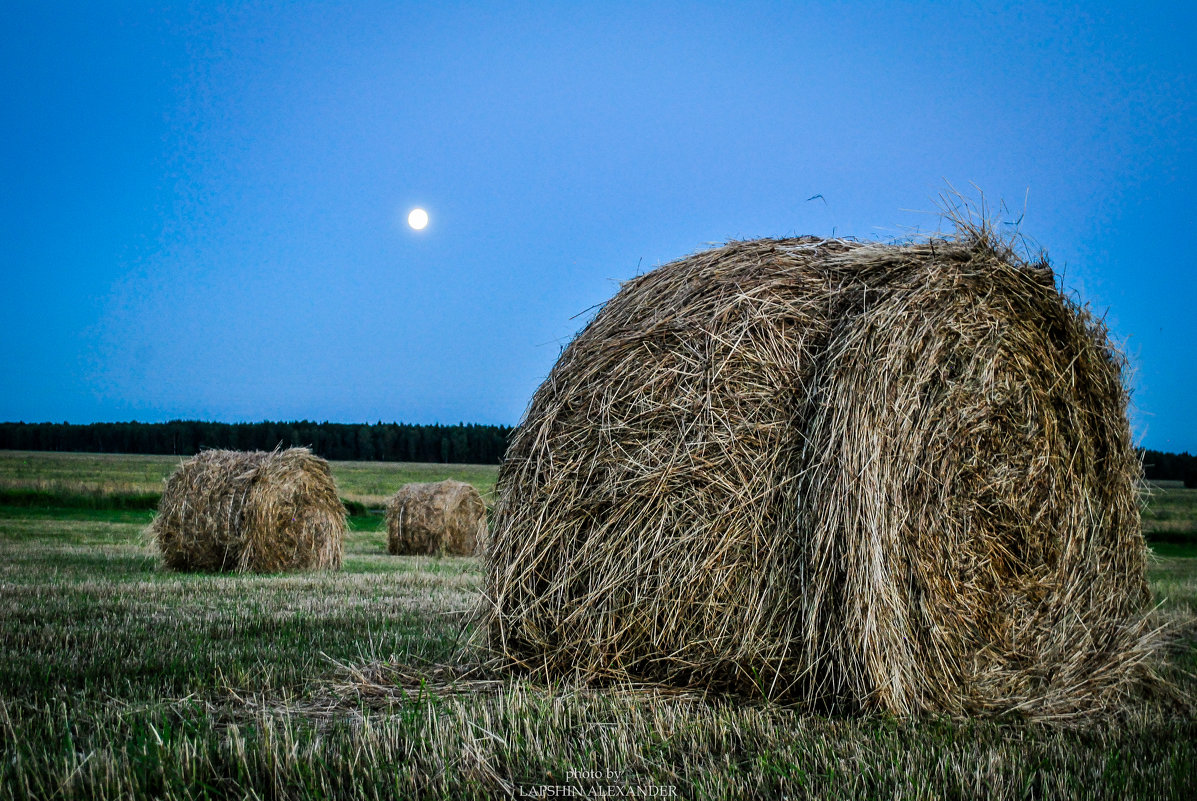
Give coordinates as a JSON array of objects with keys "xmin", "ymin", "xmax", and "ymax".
[{"xmin": 407, "ymin": 208, "xmax": 429, "ymax": 230}]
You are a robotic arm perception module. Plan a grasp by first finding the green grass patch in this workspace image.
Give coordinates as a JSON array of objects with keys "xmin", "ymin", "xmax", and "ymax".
[
  {"xmin": 0, "ymin": 487, "xmax": 161, "ymax": 510},
  {"xmin": 0, "ymin": 505, "xmax": 157, "ymax": 525},
  {"xmin": 1150, "ymin": 541, "xmax": 1197, "ymax": 558},
  {"xmin": 347, "ymin": 512, "xmax": 385, "ymax": 532}
]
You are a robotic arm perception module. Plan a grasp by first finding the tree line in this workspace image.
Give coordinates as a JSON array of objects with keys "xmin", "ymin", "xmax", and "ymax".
[
  {"xmin": 1, "ymin": 421, "xmax": 1194, "ymax": 483},
  {"xmin": 1141, "ymin": 449, "xmax": 1197, "ymax": 488},
  {"xmin": 0, "ymin": 420, "xmax": 513, "ymax": 464}
]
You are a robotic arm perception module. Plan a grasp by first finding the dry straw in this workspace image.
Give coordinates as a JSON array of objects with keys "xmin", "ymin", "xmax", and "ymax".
[
  {"xmin": 483, "ymin": 222, "xmax": 1156, "ymax": 720},
  {"xmin": 152, "ymin": 447, "xmax": 345, "ymax": 572},
  {"xmin": 387, "ymin": 479, "xmax": 487, "ymax": 556}
]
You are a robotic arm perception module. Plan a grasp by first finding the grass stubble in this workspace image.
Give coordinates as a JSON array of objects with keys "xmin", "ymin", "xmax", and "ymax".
[{"xmin": 0, "ymin": 455, "xmax": 1193, "ymax": 799}]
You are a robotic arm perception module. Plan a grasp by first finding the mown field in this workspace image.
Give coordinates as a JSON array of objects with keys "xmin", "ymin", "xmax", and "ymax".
[
  {"xmin": 0, "ymin": 450, "xmax": 499, "ymax": 511},
  {"xmin": 0, "ymin": 450, "xmax": 1195, "ymax": 800}
]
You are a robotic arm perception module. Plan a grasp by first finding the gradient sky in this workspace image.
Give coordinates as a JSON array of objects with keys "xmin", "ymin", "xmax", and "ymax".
[{"xmin": 2, "ymin": 1, "xmax": 1193, "ymax": 451}]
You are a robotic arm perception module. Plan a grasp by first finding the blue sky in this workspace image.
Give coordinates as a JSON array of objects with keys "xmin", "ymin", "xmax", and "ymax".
[{"xmin": 2, "ymin": 1, "xmax": 1193, "ymax": 451}]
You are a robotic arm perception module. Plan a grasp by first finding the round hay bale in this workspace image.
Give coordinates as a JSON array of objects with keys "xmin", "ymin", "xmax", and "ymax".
[
  {"xmin": 387, "ymin": 479, "xmax": 487, "ymax": 556},
  {"xmin": 484, "ymin": 232, "xmax": 1152, "ymax": 718},
  {"xmin": 151, "ymin": 447, "xmax": 345, "ymax": 572}
]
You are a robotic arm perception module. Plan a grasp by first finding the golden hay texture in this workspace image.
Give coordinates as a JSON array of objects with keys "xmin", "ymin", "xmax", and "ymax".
[
  {"xmin": 387, "ymin": 479, "xmax": 487, "ymax": 556},
  {"xmin": 152, "ymin": 447, "xmax": 345, "ymax": 572},
  {"xmin": 483, "ymin": 230, "xmax": 1155, "ymax": 720}
]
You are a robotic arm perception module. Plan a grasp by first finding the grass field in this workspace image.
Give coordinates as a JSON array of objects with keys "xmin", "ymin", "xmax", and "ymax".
[
  {"xmin": 0, "ymin": 450, "xmax": 500, "ymax": 509},
  {"xmin": 1143, "ymin": 484, "xmax": 1197, "ymax": 544},
  {"xmin": 1, "ymin": 451, "xmax": 1195, "ymax": 799}
]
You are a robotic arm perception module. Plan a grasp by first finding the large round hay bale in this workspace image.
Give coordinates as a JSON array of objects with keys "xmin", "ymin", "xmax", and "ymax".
[
  {"xmin": 387, "ymin": 479, "xmax": 486, "ymax": 556},
  {"xmin": 484, "ymin": 232, "xmax": 1152, "ymax": 718},
  {"xmin": 151, "ymin": 447, "xmax": 345, "ymax": 572}
]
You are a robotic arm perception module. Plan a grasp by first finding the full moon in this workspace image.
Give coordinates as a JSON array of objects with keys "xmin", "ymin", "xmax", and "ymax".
[{"xmin": 407, "ymin": 208, "xmax": 429, "ymax": 230}]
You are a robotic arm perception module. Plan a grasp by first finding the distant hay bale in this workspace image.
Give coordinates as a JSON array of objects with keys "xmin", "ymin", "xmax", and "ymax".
[
  {"xmin": 387, "ymin": 480, "xmax": 487, "ymax": 556},
  {"xmin": 484, "ymin": 229, "xmax": 1154, "ymax": 719},
  {"xmin": 151, "ymin": 447, "xmax": 345, "ymax": 572}
]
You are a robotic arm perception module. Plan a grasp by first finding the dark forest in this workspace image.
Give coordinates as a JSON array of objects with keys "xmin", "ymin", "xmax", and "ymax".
[{"xmin": 0, "ymin": 420, "xmax": 512, "ymax": 465}]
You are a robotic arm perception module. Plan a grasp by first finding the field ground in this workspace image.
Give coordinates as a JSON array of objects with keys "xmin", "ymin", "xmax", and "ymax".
[
  {"xmin": 1, "ymin": 451, "xmax": 1195, "ymax": 799},
  {"xmin": 0, "ymin": 450, "xmax": 500, "ymax": 509}
]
